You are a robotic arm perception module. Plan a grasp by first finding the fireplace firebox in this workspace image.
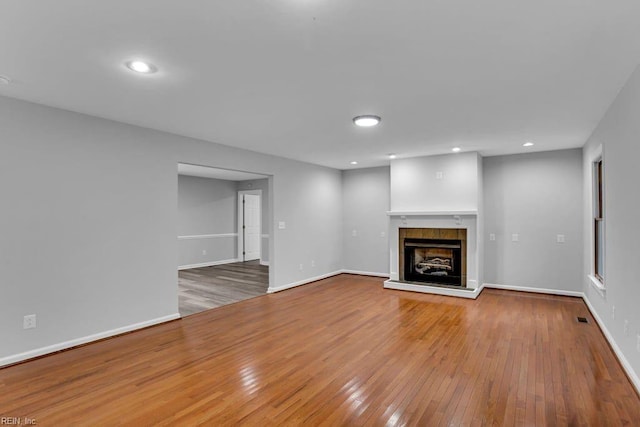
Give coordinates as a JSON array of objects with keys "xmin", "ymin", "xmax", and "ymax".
[{"xmin": 403, "ymin": 238, "xmax": 463, "ymax": 286}]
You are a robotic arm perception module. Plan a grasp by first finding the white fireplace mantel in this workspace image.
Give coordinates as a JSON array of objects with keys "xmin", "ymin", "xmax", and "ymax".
[
  {"xmin": 386, "ymin": 213, "xmax": 480, "ymax": 294},
  {"xmin": 387, "ymin": 210, "xmax": 477, "ymax": 217}
]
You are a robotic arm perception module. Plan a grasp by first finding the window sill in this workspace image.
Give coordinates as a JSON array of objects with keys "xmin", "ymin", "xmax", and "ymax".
[{"xmin": 588, "ymin": 274, "xmax": 606, "ymax": 298}]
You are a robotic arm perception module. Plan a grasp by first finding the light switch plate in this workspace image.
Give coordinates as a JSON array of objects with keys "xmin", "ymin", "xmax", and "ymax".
[
  {"xmin": 489, "ymin": 233, "xmax": 496, "ymax": 241},
  {"xmin": 278, "ymin": 221, "xmax": 286, "ymax": 229},
  {"xmin": 557, "ymin": 234, "xmax": 565, "ymax": 243},
  {"xmin": 512, "ymin": 234, "xmax": 519, "ymax": 242}
]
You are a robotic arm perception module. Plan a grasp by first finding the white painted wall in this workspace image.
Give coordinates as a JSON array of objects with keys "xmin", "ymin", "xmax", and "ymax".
[
  {"xmin": 342, "ymin": 167, "xmax": 390, "ymax": 275},
  {"xmin": 390, "ymin": 152, "xmax": 480, "ymax": 212},
  {"xmin": 0, "ymin": 95, "xmax": 342, "ymax": 363},
  {"xmin": 177, "ymin": 175, "xmax": 238, "ymax": 268},
  {"xmin": 483, "ymin": 149, "xmax": 583, "ymax": 292},
  {"xmin": 236, "ymin": 179, "xmax": 270, "ymax": 263},
  {"xmin": 582, "ymin": 64, "xmax": 640, "ymax": 385}
]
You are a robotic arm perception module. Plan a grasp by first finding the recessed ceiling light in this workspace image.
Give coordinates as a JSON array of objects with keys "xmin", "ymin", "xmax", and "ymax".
[
  {"xmin": 125, "ymin": 60, "xmax": 157, "ymax": 74},
  {"xmin": 353, "ymin": 115, "xmax": 381, "ymax": 127},
  {"xmin": 523, "ymin": 142, "xmax": 534, "ymax": 147},
  {"xmin": 350, "ymin": 161, "xmax": 358, "ymax": 165},
  {"xmin": 452, "ymin": 147, "xmax": 461, "ymax": 153},
  {"xmin": 388, "ymin": 154, "xmax": 397, "ymax": 159},
  {"xmin": 0, "ymin": 75, "xmax": 11, "ymax": 85}
]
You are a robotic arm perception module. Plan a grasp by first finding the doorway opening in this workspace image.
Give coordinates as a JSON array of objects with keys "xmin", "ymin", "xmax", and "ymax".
[{"xmin": 177, "ymin": 163, "xmax": 271, "ymax": 317}]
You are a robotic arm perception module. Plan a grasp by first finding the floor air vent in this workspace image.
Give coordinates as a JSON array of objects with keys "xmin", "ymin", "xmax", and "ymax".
[{"xmin": 577, "ymin": 316, "xmax": 589, "ymax": 323}]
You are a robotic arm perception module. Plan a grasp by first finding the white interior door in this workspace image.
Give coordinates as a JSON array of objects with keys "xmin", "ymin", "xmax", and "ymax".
[{"xmin": 242, "ymin": 194, "xmax": 261, "ymax": 261}]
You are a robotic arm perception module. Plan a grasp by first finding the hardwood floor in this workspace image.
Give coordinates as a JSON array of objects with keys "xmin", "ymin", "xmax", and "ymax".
[
  {"xmin": 178, "ymin": 260, "xmax": 268, "ymax": 316},
  {"xmin": 2, "ymin": 274, "xmax": 639, "ymax": 425}
]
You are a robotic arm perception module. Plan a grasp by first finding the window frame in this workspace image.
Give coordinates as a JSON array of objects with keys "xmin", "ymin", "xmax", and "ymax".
[
  {"xmin": 593, "ymin": 158, "xmax": 604, "ymax": 282},
  {"xmin": 588, "ymin": 146, "xmax": 605, "ymax": 295}
]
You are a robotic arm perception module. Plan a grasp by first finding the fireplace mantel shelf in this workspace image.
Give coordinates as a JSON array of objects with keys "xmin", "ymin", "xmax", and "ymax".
[{"xmin": 387, "ymin": 210, "xmax": 478, "ymax": 217}]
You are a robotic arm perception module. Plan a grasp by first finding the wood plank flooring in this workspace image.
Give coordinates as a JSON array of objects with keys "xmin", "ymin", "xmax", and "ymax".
[
  {"xmin": 2, "ymin": 274, "xmax": 639, "ymax": 425},
  {"xmin": 178, "ymin": 260, "xmax": 268, "ymax": 316}
]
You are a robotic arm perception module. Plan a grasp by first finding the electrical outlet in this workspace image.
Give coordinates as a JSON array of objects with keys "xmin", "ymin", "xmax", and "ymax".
[
  {"xmin": 278, "ymin": 221, "xmax": 286, "ymax": 229},
  {"xmin": 202, "ymin": 249, "xmax": 207, "ymax": 256},
  {"xmin": 612, "ymin": 306, "xmax": 616, "ymax": 320},
  {"xmin": 352, "ymin": 229, "xmax": 357, "ymax": 237},
  {"xmin": 489, "ymin": 233, "xmax": 496, "ymax": 241},
  {"xmin": 380, "ymin": 231, "xmax": 386, "ymax": 238},
  {"xmin": 556, "ymin": 234, "xmax": 565, "ymax": 243},
  {"xmin": 299, "ymin": 264, "xmax": 303, "ymax": 271},
  {"xmin": 624, "ymin": 320, "xmax": 629, "ymax": 336},
  {"xmin": 23, "ymin": 314, "xmax": 36, "ymax": 330},
  {"xmin": 311, "ymin": 260, "xmax": 315, "ymax": 267},
  {"xmin": 637, "ymin": 334, "xmax": 640, "ymax": 353},
  {"xmin": 512, "ymin": 234, "xmax": 519, "ymax": 242},
  {"xmin": 436, "ymin": 171, "xmax": 444, "ymax": 180}
]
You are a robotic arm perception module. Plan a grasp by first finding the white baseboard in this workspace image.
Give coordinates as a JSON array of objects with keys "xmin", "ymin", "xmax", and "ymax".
[
  {"xmin": 483, "ymin": 283, "xmax": 584, "ymax": 298},
  {"xmin": 178, "ymin": 258, "xmax": 240, "ymax": 270},
  {"xmin": 582, "ymin": 296, "xmax": 640, "ymax": 395},
  {"xmin": 0, "ymin": 313, "xmax": 181, "ymax": 368},
  {"xmin": 384, "ymin": 280, "xmax": 483, "ymax": 299},
  {"xmin": 267, "ymin": 270, "xmax": 342, "ymax": 293},
  {"xmin": 260, "ymin": 260, "xmax": 269, "ymax": 266},
  {"xmin": 341, "ymin": 269, "xmax": 390, "ymax": 278}
]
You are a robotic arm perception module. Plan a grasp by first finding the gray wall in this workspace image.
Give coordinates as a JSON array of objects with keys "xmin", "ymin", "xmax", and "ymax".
[
  {"xmin": 483, "ymin": 149, "xmax": 583, "ymax": 292},
  {"xmin": 582, "ymin": 64, "xmax": 640, "ymax": 382},
  {"xmin": 237, "ymin": 178, "xmax": 270, "ymax": 263},
  {"xmin": 177, "ymin": 175, "xmax": 238, "ymax": 268},
  {"xmin": 342, "ymin": 167, "xmax": 390, "ymax": 275},
  {"xmin": 0, "ymin": 95, "xmax": 342, "ymax": 362}
]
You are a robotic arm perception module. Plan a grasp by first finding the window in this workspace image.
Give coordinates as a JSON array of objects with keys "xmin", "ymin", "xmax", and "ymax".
[{"xmin": 593, "ymin": 158, "xmax": 604, "ymax": 282}]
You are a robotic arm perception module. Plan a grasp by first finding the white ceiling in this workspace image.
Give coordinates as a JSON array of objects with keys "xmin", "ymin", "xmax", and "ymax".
[
  {"xmin": 1, "ymin": 1, "xmax": 640, "ymax": 169},
  {"xmin": 178, "ymin": 163, "xmax": 268, "ymax": 181}
]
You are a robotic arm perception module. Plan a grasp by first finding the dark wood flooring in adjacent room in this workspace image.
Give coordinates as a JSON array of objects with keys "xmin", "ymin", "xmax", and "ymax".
[
  {"xmin": 2, "ymin": 275, "xmax": 639, "ymax": 425},
  {"xmin": 178, "ymin": 260, "xmax": 268, "ymax": 316}
]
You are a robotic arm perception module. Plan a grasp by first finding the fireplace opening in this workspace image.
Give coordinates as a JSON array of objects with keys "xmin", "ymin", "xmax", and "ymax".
[{"xmin": 404, "ymin": 238, "xmax": 462, "ymax": 286}]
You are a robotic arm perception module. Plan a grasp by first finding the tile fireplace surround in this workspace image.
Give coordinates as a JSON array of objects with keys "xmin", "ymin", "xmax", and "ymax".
[
  {"xmin": 384, "ymin": 212, "xmax": 482, "ymax": 299},
  {"xmin": 399, "ymin": 227, "xmax": 467, "ymax": 286}
]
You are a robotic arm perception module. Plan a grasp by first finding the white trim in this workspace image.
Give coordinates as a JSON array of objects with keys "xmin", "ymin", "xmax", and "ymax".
[
  {"xmin": 384, "ymin": 280, "xmax": 484, "ymax": 299},
  {"xmin": 582, "ymin": 296, "xmax": 640, "ymax": 395},
  {"xmin": 483, "ymin": 283, "xmax": 584, "ymax": 298},
  {"xmin": 0, "ymin": 313, "xmax": 180, "ymax": 368},
  {"xmin": 261, "ymin": 234, "xmax": 269, "ymax": 239},
  {"xmin": 588, "ymin": 274, "xmax": 606, "ymax": 297},
  {"xmin": 387, "ymin": 210, "xmax": 477, "ymax": 217},
  {"xmin": 341, "ymin": 270, "xmax": 390, "ymax": 278},
  {"xmin": 178, "ymin": 233, "xmax": 237, "ymax": 240},
  {"xmin": 260, "ymin": 260, "xmax": 269, "ymax": 266},
  {"xmin": 588, "ymin": 145, "xmax": 606, "ymax": 290},
  {"xmin": 267, "ymin": 270, "xmax": 342, "ymax": 293},
  {"xmin": 178, "ymin": 258, "xmax": 240, "ymax": 270}
]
